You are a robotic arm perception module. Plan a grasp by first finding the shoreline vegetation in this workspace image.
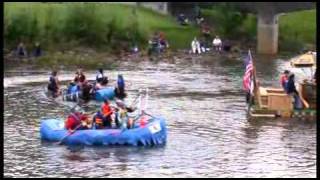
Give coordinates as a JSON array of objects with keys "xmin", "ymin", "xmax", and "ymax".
[{"xmin": 4, "ymin": 2, "xmax": 316, "ymax": 70}]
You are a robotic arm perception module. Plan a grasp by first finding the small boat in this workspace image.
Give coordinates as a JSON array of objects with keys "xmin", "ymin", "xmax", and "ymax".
[
  {"xmin": 40, "ymin": 115, "xmax": 167, "ymax": 146},
  {"xmin": 245, "ymin": 51, "xmax": 316, "ymax": 120}
]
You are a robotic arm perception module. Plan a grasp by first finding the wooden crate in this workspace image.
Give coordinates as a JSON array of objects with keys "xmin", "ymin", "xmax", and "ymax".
[{"xmin": 258, "ymin": 87, "xmax": 293, "ymax": 111}]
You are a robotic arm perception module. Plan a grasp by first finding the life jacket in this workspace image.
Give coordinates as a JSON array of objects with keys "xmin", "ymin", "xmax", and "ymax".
[
  {"xmin": 280, "ymin": 75, "xmax": 288, "ymax": 88},
  {"xmin": 94, "ymin": 111, "xmax": 104, "ymax": 126},
  {"xmin": 101, "ymin": 103, "xmax": 113, "ymax": 117},
  {"xmin": 139, "ymin": 116, "xmax": 148, "ymax": 128}
]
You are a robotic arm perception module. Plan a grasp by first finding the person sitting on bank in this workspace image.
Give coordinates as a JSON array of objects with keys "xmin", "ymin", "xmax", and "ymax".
[
  {"xmin": 17, "ymin": 42, "xmax": 27, "ymax": 57},
  {"xmin": 285, "ymin": 73, "xmax": 303, "ymax": 109},
  {"xmin": 148, "ymin": 33, "xmax": 160, "ymax": 55},
  {"xmin": 222, "ymin": 40, "xmax": 232, "ymax": 52},
  {"xmin": 191, "ymin": 37, "xmax": 201, "ymax": 54},
  {"xmin": 280, "ymin": 70, "xmax": 290, "ymax": 90},
  {"xmin": 47, "ymin": 71, "xmax": 60, "ymax": 97},
  {"xmin": 199, "ymin": 38, "xmax": 207, "ymax": 53},
  {"xmin": 33, "ymin": 42, "xmax": 42, "ymax": 57},
  {"xmin": 159, "ymin": 31, "xmax": 169, "ymax": 52},
  {"xmin": 212, "ymin": 36, "xmax": 222, "ymax": 52},
  {"xmin": 178, "ymin": 13, "xmax": 189, "ymax": 26},
  {"xmin": 196, "ymin": 14, "xmax": 204, "ymax": 25}
]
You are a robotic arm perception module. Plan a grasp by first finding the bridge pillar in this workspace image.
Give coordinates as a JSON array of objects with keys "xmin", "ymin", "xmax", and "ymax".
[{"xmin": 257, "ymin": 12, "xmax": 279, "ymax": 54}]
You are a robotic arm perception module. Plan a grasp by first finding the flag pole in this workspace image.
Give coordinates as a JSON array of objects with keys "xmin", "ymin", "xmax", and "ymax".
[{"xmin": 247, "ymin": 49, "xmax": 259, "ymax": 115}]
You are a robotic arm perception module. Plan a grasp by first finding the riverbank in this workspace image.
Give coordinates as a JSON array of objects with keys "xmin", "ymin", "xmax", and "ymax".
[
  {"xmin": 4, "ymin": 46, "xmax": 245, "ymax": 72},
  {"xmin": 4, "ymin": 2, "xmax": 199, "ymax": 51}
]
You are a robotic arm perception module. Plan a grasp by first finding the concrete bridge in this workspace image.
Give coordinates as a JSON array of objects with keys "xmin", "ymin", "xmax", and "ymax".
[{"xmin": 137, "ymin": 2, "xmax": 315, "ymax": 54}]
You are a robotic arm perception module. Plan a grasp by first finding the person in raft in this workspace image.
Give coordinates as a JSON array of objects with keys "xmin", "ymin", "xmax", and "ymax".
[
  {"xmin": 96, "ymin": 68, "xmax": 105, "ymax": 83},
  {"xmin": 114, "ymin": 99, "xmax": 138, "ymax": 129},
  {"xmin": 64, "ymin": 111, "xmax": 92, "ymax": 132},
  {"xmin": 74, "ymin": 68, "xmax": 86, "ymax": 86},
  {"xmin": 47, "ymin": 70, "xmax": 61, "ymax": 97},
  {"xmin": 95, "ymin": 98, "xmax": 115, "ymax": 128}
]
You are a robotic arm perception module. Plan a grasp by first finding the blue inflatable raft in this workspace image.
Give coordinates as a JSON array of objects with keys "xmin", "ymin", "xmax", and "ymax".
[
  {"xmin": 40, "ymin": 116, "xmax": 167, "ymax": 146},
  {"xmin": 62, "ymin": 86, "xmax": 115, "ymax": 102},
  {"xmin": 94, "ymin": 87, "xmax": 116, "ymax": 101}
]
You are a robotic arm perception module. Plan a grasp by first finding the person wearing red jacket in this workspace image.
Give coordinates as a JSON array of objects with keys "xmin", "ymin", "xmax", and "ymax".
[{"xmin": 65, "ymin": 112, "xmax": 90, "ymax": 132}]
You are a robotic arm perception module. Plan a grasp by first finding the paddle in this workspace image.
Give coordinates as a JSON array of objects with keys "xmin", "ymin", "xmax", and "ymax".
[
  {"xmin": 57, "ymin": 123, "xmax": 82, "ymax": 145},
  {"xmin": 57, "ymin": 110, "xmax": 97, "ymax": 145}
]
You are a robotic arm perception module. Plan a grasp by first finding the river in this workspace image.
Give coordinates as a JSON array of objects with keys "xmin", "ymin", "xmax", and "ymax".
[{"xmin": 3, "ymin": 54, "xmax": 316, "ymax": 178}]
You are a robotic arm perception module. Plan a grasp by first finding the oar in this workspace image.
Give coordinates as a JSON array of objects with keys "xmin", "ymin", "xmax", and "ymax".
[{"xmin": 57, "ymin": 123, "xmax": 82, "ymax": 145}]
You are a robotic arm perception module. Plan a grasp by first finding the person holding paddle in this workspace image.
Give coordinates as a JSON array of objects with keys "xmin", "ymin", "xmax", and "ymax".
[{"xmin": 64, "ymin": 111, "xmax": 92, "ymax": 132}]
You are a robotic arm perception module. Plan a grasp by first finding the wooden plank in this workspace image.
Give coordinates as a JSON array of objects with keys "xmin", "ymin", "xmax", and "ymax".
[
  {"xmin": 298, "ymin": 83, "xmax": 310, "ymax": 108},
  {"xmin": 250, "ymin": 113, "xmax": 276, "ymax": 118}
]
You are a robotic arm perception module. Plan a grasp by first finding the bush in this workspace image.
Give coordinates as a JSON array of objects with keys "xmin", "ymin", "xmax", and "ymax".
[
  {"xmin": 203, "ymin": 4, "xmax": 247, "ymax": 39},
  {"xmin": 5, "ymin": 8, "xmax": 39, "ymax": 47}
]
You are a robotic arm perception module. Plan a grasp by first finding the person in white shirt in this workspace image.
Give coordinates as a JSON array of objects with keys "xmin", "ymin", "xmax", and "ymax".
[
  {"xmin": 96, "ymin": 69, "xmax": 104, "ymax": 83},
  {"xmin": 212, "ymin": 36, "xmax": 222, "ymax": 52},
  {"xmin": 191, "ymin": 37, "xmax": 201, "ymax": 54}
]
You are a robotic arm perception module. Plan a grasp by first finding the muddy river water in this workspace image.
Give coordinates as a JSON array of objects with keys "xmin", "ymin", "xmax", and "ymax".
[{"xmin": 3, "ymin": 54, "xmax": 316, "ymax": 178}]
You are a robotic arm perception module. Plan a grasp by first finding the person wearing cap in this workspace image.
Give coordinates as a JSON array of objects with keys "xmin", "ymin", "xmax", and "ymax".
[
  {"xmin": 280, "ymin": 70, "xmax": 290, "ymax": 90},
  {"xmin": 114, "ymin": 99, "xmax": 137, "ymax": 129}
]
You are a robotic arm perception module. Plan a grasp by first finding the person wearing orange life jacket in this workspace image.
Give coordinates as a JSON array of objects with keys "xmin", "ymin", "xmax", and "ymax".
[{"xmin": 100, "ymin": 98, "xmax": 114, "ymax": 128}]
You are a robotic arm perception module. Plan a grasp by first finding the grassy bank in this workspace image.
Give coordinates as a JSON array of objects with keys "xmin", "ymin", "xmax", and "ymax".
[
  {"xmin": 4, "ymin": 2, "xmax": 199, "ymax": 52},
  {"xmin": 279, "ymin": 10, "xmax": 316, "ymax": 52},
  {"xmin": 202, "ymin": 6, "xmax": 316, "ymax": 53}
]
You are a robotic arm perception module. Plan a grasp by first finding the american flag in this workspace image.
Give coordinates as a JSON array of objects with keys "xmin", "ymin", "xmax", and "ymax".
[{"xmin": 243, "ymin": 50, "xmax": 255, "ymax": 95}]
